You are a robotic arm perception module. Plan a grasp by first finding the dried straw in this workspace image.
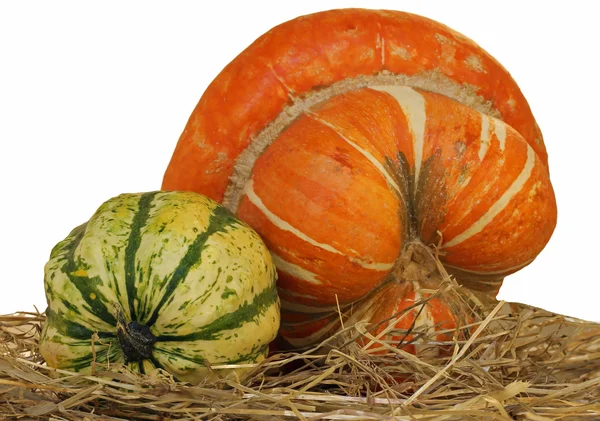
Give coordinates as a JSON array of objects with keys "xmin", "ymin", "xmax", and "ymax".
[{"xmin": 2, "ymin": 289, "xmax": 599, "ymax": 420}]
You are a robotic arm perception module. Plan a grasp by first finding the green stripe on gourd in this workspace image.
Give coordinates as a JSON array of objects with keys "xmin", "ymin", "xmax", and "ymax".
[
  {"xmin": 40, "ymin": 191, "xmax": 280, "ymax": 384},
  {"xmin": 158, "ymin": 285, "xmax": 278, "ymax": 342},
  {"xmin": 62, "ymin": 228, "xmax": 117, "ymax": 326},
  {"xmin": 145, "ymin": 204, "xmax": 241, "ymax": 327},
  {"xmin": 40, "ymin": 315, "xmax": 122, "ymax": 371},
  {"xmin": 125, "ymin": 191, "xmax": 159, "ymax": 321}
]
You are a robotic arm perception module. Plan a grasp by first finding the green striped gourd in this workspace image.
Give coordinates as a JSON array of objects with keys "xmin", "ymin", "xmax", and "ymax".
[{"xmin": 39, "ymin": 191, "xmax": 280, "ymax": 384}]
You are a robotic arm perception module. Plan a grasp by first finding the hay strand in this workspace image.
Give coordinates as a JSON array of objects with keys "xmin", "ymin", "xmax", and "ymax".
[{"xmin": 2, "ymin": 294, "xmax": 600, "ymax": 420}]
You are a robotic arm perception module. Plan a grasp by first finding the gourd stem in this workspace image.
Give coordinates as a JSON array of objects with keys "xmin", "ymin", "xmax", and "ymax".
[{"xmin": 116, "ymin": 310, "xmax": 157, "ymax": 364}]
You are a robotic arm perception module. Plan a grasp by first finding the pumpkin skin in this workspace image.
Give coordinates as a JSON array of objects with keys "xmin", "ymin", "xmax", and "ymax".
[
  {"xmin": 39, "ymin": 191, "xmax": 280, "ymax": 383},
  {"xmin": 162, "ymin": 10, "xmax": 557, "ymax": 349}
]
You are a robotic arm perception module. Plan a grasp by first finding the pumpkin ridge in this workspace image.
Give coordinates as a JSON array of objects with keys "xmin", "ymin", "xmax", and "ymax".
[
  {"xmin": 242, "ymin": 179, "xmax": 395, "ymax": 272},
  {"xmin": 221, "ymin": 71, "xmax": 502, "ymax": 214},
  {"xmin": 442, "ymin": 145, "xmax": 536, "ymax": 249}
]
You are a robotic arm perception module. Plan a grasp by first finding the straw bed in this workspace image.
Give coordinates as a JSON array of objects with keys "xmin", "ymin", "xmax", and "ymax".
[{"xmin": 2, "ymin": 292, "xmax": 600, "ymax": 420}]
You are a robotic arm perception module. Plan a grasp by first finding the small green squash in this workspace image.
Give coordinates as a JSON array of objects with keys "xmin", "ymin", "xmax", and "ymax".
[{"xmin": 39, "ymin": 191, "xmax": 280, "ymax": 384}]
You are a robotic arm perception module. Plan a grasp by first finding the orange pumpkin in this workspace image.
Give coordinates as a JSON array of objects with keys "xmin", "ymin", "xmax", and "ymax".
[{"xmin": 162, "ymin": 9, "xmax": 557, "ymax": 351}]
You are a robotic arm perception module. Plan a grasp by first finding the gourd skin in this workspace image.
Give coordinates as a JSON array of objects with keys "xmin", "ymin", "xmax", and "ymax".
[
  {"xmin": 162, "ymin": 10, "xmax": 557, "ymax": 348},
  {"xmin": 40, "ymin": 191, "xmax": 280, "ymax": 383}
]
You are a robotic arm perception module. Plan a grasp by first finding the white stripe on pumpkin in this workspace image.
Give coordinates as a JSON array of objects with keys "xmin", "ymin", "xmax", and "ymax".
[
  {"xmin": 380, "ymin": 35, "xmax": 385, "ymax": 66},
  {"xmin": 271, "ymin": 253, "xmax": 322, "ymax": 285},
  {"xmin": 442, "ymin": 145, "xmax": 536, "ymax": 249},
  {"xmin": 494, "ymin": 118, "xmax": 507, "ymax": 151},
  {"xmin": 243, "ymin": 179, "xmax": 395, "ymax": 272},
  {"xmin": 479, "ymin": 113, "xmax": 491, "ymax": 161},
  {"xmin": 479, "ymin": 113, "xmax": 507, "ymax": 159},
  {"xmin": 371, "ymin": 85, "xmax": 426, "ymax": 192}
]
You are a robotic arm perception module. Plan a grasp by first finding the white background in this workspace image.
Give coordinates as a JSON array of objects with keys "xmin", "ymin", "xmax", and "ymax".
[{"xmin": 1, "ymin": 2, "xmax": 598, "ymax": 321}]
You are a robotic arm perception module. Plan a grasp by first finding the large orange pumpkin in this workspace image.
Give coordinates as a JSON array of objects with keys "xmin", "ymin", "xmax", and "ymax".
[{"xmin": 162, "ymin": 9, "xmax": 557, "ymax": 350}]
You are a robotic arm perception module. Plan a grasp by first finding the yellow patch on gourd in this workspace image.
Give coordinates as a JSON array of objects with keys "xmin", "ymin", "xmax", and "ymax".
[{"xmin": 71, "ymin": 269, "xmax": 88, "ymax": 277}]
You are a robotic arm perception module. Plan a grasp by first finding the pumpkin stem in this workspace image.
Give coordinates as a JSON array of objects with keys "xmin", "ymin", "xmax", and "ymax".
[
  {"xmin": 116, "ymin": 310, "xmax": 157, "ymax": 364},
  {"xmin": 393, "ymin": 241, "xmax": 439, "ymax": 283}
]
